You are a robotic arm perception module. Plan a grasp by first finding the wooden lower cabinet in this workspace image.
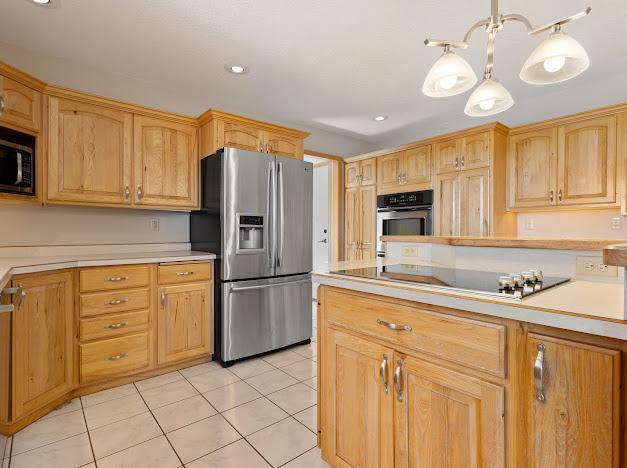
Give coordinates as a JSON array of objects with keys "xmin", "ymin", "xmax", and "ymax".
[{"xmin": 318, "ymin": 286, "xmax": 625, "ymax": 468}]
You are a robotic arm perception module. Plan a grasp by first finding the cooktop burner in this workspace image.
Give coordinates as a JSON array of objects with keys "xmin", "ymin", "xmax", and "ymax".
[{"xmin": 330, "ymin": 264, "xmax": 570, "ymax": 299}]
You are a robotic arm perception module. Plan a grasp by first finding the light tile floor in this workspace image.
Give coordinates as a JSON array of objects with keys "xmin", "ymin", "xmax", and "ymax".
[{"xmin": 2, "ymin": 306, "xmax": 326, "ymax": 468}]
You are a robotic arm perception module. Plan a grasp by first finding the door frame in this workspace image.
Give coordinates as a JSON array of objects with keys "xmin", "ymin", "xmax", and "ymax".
[{"xmin": 305, "ymin": 149, "xmax": 344, "ymax": 263}]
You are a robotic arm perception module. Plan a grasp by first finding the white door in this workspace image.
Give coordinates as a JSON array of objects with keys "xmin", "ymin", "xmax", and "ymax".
[{"xmin": 312, "ymin": 163, "xmax": 330, "ymax": 300}]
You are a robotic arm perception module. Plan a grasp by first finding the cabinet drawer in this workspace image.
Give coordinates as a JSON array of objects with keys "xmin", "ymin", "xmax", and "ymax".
[
  {"xmin": 80, "ymin": 266, "xmax": 150, "ymax": 292},
  {"xmin": 158, "ymin": 262, "xmax": 212, "ymax": 284},
  {"xmin": 80, "ymin": 310, "xmax": 149, "ymax": 341},
  {"xmin": 80, "ymin": 288, "xmax": 149, "ymax": 317},
  {"xmin": 80, "ymin": 333, "xmax": 150, "ymax": 383},
  {"xmin": 324, "ymin": 289, "xmax": 506, "ymax": 377}
]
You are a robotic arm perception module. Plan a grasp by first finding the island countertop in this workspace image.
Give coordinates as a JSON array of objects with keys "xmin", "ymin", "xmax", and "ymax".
[{"xmin": 313, "ymin": 258, "xmax": 627, "ymax": 340}]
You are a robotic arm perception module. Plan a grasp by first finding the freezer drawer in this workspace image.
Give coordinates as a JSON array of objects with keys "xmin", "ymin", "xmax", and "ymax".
[{"xmin": 221, "ymin": 274, "xmax": 312, "ymax": 362}]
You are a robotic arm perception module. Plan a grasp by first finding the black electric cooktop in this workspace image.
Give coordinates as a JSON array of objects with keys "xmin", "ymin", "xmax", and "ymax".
[{"xmin": 330, "ymin": 264, "xmax": 570, "ymax": 299}]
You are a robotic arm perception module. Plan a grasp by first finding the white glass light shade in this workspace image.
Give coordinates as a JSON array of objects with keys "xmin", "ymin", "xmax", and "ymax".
[
  {"xmin": 422, "ymin": 51, "xmax": 477, "ymax": 97},
  {"xmin": 520, "ymin": 31, "xmax": 590, "ymax": 85},
  {"xmin": 464, "ymin": 78, "xmax": 514, "ymax": 117}
]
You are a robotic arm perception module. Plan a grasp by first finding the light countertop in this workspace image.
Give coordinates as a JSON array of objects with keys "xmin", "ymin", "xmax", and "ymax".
[
  {"xmin": 313, "ymin": 258, "xmax": 627, "ymax": 340},
  {"xmin": 0, "ymin": 250, "xmax": 216, "ymax": 291}
]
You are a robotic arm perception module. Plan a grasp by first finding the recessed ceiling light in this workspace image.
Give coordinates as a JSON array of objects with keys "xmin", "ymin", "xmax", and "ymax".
[
  {"xmin": 224, "ymin": 64, "xmax": 249, "ymax": 75},
  {"xmin": 374, "ymin": 115, "xmax": 388, "ymax": 121},
  {"xmin": 31, "ymin": 0, "xmax": 51, "ymax": 4}
]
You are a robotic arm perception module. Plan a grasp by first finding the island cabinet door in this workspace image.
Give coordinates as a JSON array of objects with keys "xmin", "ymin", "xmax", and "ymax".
[
  {"xmin": 394, "ymin": 354, "xmax": 505, "ymax": 468},
  {"xmin": 321, "ymin": 328, "xmax": 394, "ymax": 468},
  {"xmin": 526, "ymin": 334, "xmax": 620, "ymax": 468}
]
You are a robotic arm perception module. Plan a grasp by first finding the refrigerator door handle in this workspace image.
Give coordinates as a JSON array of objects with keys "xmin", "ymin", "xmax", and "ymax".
[
  {"xmin": 229, "ymin": 279, "xmax": 311, "ymax": 293},
  {"xmin": 267, "ymin": 162, "xmax": 274, "ymax": 269},
  {"xmin": 277, "ymin": 161, "xmax": 284, "ymax": 267}
]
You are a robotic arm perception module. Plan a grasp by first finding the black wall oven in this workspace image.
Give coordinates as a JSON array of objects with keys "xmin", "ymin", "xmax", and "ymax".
[
  {"xmin": 376, "ymin": 190, "xmax": 433, "ymax": 257},
  {"xmin": 0, "ymin": 127, "xmax": 35, "ymax": 196}
]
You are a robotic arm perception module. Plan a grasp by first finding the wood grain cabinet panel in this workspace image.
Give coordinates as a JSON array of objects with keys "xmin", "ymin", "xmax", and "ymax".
[
  {"xmin": 217, "ymin": 119, "xmax": 264, "ymax": 153},
  {"xmin": 404, "ymin": 145, "xmax": 431, "ymax": 186},
  {"xmin": 79, "ymin": 288, "xmax": 150, "ymax": 318},
  {"xmin": 377, "ymin": 152, "xmax": 403, "ymax": 192},
  {"xmin": 394, "ymin": 355, "xmax": 505, "ymax": 468},
  {"xmin": 346, "ymin": 158, "xmax": 377, "ymax": 188},
  {"xmin": 0, "ymin": 75, "xmax": 41, "ymax": 132},
  {"xmin": 158, "ymin": 262, "xmax": 212, "ymax": 285},
  {"xmin": 526, "ymin": 334, "xmax": 620, "ymax": 468},
  {"xmin": 320, "ymin": 328, "xmax": 394, "ymax": 468},
  {"xmin": 157, "ymin": 282, "xmax": 212, "ymax": 364},
  {"xmin": 435, "ymin": 172, "xmax": 459, "ymax": 236},
  {"xmin": 345, "ymin": 162, "xmax": 362, "ymax": 189},
  {"xmin": 459, "ymin": 167, "xmax": 490, "ymax": 237},
  {"xmin": 264, "ymin": 131, "xmax": 302, "ymax": 159},
  {"xmin": 344, "ymin": 187, "xmax": 361, "ymax": 261},
  {"xmin": 79, "ymin": 310, "xmax": 149, "ymax": 342},
  {"xmin": 461, "ymin": 131, "xmax": 491, "ymax": 170},
  {"xmin": 80, "ymin": 332, "xmax": 150, "ymax": 383},
  {"xmin": 133, "ymin": 116, "xmax": 198, "ymax": 208},
  {"xmin": 11, "ymin": 271, "xmax": 74, "ymax": 419},
  {"xmin": 359, "ymin": 185, "xmax": 377, "ymax": 260},
  {"xmin": 80, "ymin": 265, "xmax": 150, "ymax": 293},
  {"xmin": 434, "ymin": 138, "xmax": 460, "ymax": 174},
  {"xmin": 508, "ymin": 128, "xmax": 558, "ymax": 208},
  {"xmin": 47, "ymin": 97, "xmax": 132, "ymax": 205}
]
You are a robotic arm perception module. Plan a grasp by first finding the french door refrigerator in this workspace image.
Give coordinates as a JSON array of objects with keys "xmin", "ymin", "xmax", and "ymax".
[{"xmin": 190, "ymin": 147, "xmax": 313, "ymax": 365}]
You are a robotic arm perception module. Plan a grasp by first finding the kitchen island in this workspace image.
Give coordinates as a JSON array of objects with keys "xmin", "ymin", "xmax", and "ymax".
[{"xmin": 313, "ymin": 259, "xmax": 627, "ymax": 467}]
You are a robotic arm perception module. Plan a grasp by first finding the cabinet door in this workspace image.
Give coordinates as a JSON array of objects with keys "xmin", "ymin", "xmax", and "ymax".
[
  {"xmin": 359, "ymin": 158, "xmax": 377, "ymax": 186},
  {"xmin": 526, "ymin": 334, "xmax": 620, "ymax": 468},
  {"xmin": 557, "ymin": 115, "xmax": 617, "ymax": 205},
  {"xmin": 394, "ymin": 355, "xmax": 504, "ymax": 467},
  {"xmin": 459, "ymin": 167, "xmax": 490, "ymax": 237},
  {"xmin": 265, "ymin": 131, "xmax": 303, "ymax": 159},
  {"xmin": 158, "ymin": 282, "xmax": 212, "ymax": 364},
  {"xmin": 359, "ymin": 185, "xmax": 377, "ymax": 260},
  {"xmin": 12, "ymin": 271, "xmax": 74, "ymax": 419},
  {"xmin": 461, "ymin": 131, "xmax": 490, "ymax": 170},
  {"xmin": 377, "ymin": 152, "xmax": 403, "ymax": 192},
  {"xmin": 0, "ymin": 75, "xmax": 41, "ymax": 132},
  {"xmin": 47, "ymin": 97, "xmax": 133, "ymax": 205},
  {"xmin": 217, "ymin": 119, "xmax": 264, "ymax": 153},
  {"xmin": 434, "ymin": 138, "xmax": 460, "ymax": 174},
  {"xmin": 133, "ymin": 116, "xmax": 197, "ymax": 208},
  {"xmin": 509, "ymin": 129, "xmax": 558, "ymax": 208},
  {"xmin": 434, "ymin": 172, "xmax": 459, "ymax": 236},
  {"xmin": 321, "ymin": 328, "xmax": 394, "ymax": 468},
  {"xmin": 345, "ymin": 161, "xmax": 362, "ymax": 189},
  {"xmin": 404, "ymin": 145, "xmax": 431, "ymax": 187},
  {"xmin": 344, "ymin": 187, "xmax": 361, "ymax": 261}
]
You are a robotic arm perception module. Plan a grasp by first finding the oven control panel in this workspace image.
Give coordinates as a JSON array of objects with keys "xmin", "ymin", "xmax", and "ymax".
[{"xmin": 377, "ymin": 189, "xmax": 433, "ymax": 208}]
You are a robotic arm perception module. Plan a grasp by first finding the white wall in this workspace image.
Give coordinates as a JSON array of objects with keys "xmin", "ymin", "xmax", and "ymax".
[
  {"xmin": 0, "ymin": 204, "xmax": 189, "ymax": 247},
  {"xmin": 517, "ymin": 210, "xmax": 627, "ymax": 240}
]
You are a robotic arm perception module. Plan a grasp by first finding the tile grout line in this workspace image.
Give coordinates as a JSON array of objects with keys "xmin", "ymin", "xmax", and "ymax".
[{"xmin": 79, "ymin": 398, "xmax": 98, "ymax": 467}]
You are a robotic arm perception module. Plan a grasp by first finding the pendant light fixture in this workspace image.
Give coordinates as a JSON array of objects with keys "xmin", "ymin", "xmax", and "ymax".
[{"xmin": 422, "ymin": 0, "xmax": 591, "ymax": 116}]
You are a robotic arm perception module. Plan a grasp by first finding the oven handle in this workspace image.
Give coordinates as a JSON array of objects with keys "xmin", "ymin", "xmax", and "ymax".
[{"xmin": 15, "ymin": 152, "xmax": 23, "ymax": 185}]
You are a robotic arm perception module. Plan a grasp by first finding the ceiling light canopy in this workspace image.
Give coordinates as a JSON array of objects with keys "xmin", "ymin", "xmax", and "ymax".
[
  {"xmin": 422, "ymin": 1, "xmax": 591, "ymax": 116},
  {"xmin": 224, "ymin": 64, "xmax": 249, "ymax": 75}
]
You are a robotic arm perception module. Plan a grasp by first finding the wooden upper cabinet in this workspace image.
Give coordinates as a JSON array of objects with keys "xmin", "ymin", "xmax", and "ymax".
[
  {"xmin": 377, "ymin": 152, "xmax": 403, "ymax": 191},
  {"xmin": 133, "ymin": 115, "xmax": 198, "ymax": 208},
  {"xmin": 321, "ymin": 328, "xmax": 394, "ymax": 467},
  {"xmin": 345, "ymin": 161, "xmax": 361, "ymax": 189},
  {"xmin": 12, "ymin": 271, "xmax": 74, "ymax": 419},
  {"xmin": 526, "ymin": 334, "xmax": 620, "ymax": 468},
  {"xmin": 264, "ymin": 131, "xmax": 302, "ymax": 159},
  {"xmin": 509, "ymin": 128, "xmax": 558, "ymax": 208},
  {"xmin": 435, "ymin": 172, "xmax": 459, "ymax": 236},
  {"xmin": 395, "ymin": 355, "xmax": 504, "ymax": 468},
  {"xmin": 47, "ymin": 97, "xmax": 133, "ymax": 205},
  {"xmin": 0, "ymin": 75, "xmax": 41, "ymax": 132},
  {"xmin": 345, "ymin": 158, "xmax": 376, "ymax": 188},
  {"xmin": 218, "ymin": 119, "xmax": 263, "ymax": 153},
  {"xmin": 359, "ymin": 158, "xmax": 377, "ymax": 186},
  {"xmin": 459, "ymin": 167, "xmax": 489, "ymax": 237},
  {"xmin": 461, "ymin": 131, "xmax": 490, "ymax": 170},
  {"xmin": 434, "ymin": 138, "xmax": 460, "ymax": 174},
  {"xmin": 404, "ymin": 145, "xmax": 431, "ymax": 185},
  {"xmin": 557, "ymin": 115, "xmax": 617, "ymax": 205},
  {"xmin": 157, "ymin": 282, "xmax": 212, "ymax": 365}
]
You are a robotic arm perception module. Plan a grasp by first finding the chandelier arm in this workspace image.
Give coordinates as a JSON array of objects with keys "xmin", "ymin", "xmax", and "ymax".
[
  {"xmin": 500, "ymin": 14, "xmax": 533, "ymax": 32},
  {"xmin": 462, "ymin": 17, "xmax": 491, "ymax": 43},
  {"xmin": 483, "ymin": 29, "xmax": 497, "ymax": 79},
  {"xmin": 528, "ymin": 7, "xmax": 591, "ymax": 36}
]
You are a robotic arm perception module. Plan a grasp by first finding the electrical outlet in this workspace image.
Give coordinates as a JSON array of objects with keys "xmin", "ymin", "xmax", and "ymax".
[
  {"xmin": 611, "ymin": 217, "xmax": 622, "ymax": 230},
  {"xmin": 401, "ymin": 246, "xmax": 418, "ymax": 257},
  {"xmin": 524, "ymin": 218, "xmax": 535, "ymax": 230},
  {"xmin": 576, "ymin": 256, "xmax": 617, "ymax": 277},
  {"xmin": 150, "ymin": 218, "xmax": 160, "ymax": 232}
]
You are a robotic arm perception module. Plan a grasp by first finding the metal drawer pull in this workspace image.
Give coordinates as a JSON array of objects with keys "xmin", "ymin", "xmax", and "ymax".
[
  {"xmin": 0, "ymin": 285, "xmax": 25, "ymax": 313},
  {"xmin": 106, "ymin": 276, "xmax": 129, "ymax": 282},
  {"xmin": 379, "ymin": 354, "xmax": 389, "ymax": 394},
  {"xmin": 105, "ymin": 298, "xmax": 129, "ymax": 306},
  {"xmin": 534, "ymin": 343, "xmax": 546, "ymax": 403},
  {"xmin": 160, "ymin": 291, "xmax": 166, "ymax": 309},
  {"xmin": 106, "ymin": 322, "xmax": 128, "ymax": 330},
  {"xmin": 176, "ymin": 271, "xmax": 195, "ymax": 276},
  {"xmin": 106, "ymin": 352, "xmax": 128, "ymax": 362},
  {"xmin": 377, "ymin": 319, "xmax": 412, "ymax": 332},
  {"xmin": 394, "ymin": 359, "xmax": 404, "ymax": 402}
]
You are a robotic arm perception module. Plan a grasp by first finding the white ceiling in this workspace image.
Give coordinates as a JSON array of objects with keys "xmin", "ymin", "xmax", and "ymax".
[{"xmin": 1, "ymin": 0, "xmax": 626, "ymax": 154}]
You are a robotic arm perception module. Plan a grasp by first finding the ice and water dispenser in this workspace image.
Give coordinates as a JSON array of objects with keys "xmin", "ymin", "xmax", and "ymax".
[{"xmin": 237, "ymin": 214, "xmax": 264, "ymax": 252}]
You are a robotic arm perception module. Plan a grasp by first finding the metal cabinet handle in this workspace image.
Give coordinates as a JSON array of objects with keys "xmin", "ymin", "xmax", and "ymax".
[
  {"xmin": 549, "ymin": 190, "xmax": 554, "ymax": 203},
  {"xmin": 379, "ymin": 354, "xmax": 389, "ymax": 394},
  {"xmin": 0, "ymin": 94, "xmax": 5, "ymax": 116},
  {"xmin": 160, "ymin": 290, "xmax": 166, "ymax": 309},
  {"xmin": 175, "ymin": 271, "xmax": 195, "ymax": 276},
  {"xmin": 558, "ymin": 189, "xmax": 563, "ymax": 202},
  {"xmin": 266, "ymin": 142, "xmax": 270, "ymax": 153},
  {"xmin": 106, "ymin": 276, "xmax": 128, "ymax": 282},
  {"xmin": 0, "ymin": 284, "xmax": 25, "ymax": 314},
  {"xmin": 106, "ymin": 352, "xmax": 128, "ymax": 362},
  {"xmin": 105, "ymin": 298, "xmax": 129, "ymax": 306},
  {"xmin": 259, "ymin": 141, "xmax": 264, "ymax": 152},
  {"xmin": 461, "ymin": 155, "xmax": 465, "ymax": 168},
  {"xmin": 402, "ymin": 172, "xmax": 407, "ymax": 184},
  {"xmin": 394, "ymin": 359, "xmax": 403, "ymax": 402},
  {"xmin": 455, "ymin": 157, "xmax": 459, "ymax": 169},
  {"xmin": 534, "ymin": 343, "xmax": 546, "ymax": 403},
  {"xmin": 106, "ymin": 322, "xmax": 128, "ymax": 330},
  {"xmin": 124, "ymin": 185, "xmax": 130, "ymax": 201},
  {"xmin": 377, "ymin": 319, "xmax": 412, "ymax": 332},
  {"xmin": 136, "ymin": 186, "xmax": 142, "ymax": 201}
]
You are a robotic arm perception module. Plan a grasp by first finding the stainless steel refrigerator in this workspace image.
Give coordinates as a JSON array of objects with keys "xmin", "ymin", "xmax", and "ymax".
[{"xmin": 190, "ymin": 147, "xmax": 313, "ymax": 365}]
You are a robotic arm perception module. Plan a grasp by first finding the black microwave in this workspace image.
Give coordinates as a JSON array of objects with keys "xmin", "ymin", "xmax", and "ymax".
[{"xmin": 0, "ymin": 127, "xmax": 35, "ymax": 196}]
